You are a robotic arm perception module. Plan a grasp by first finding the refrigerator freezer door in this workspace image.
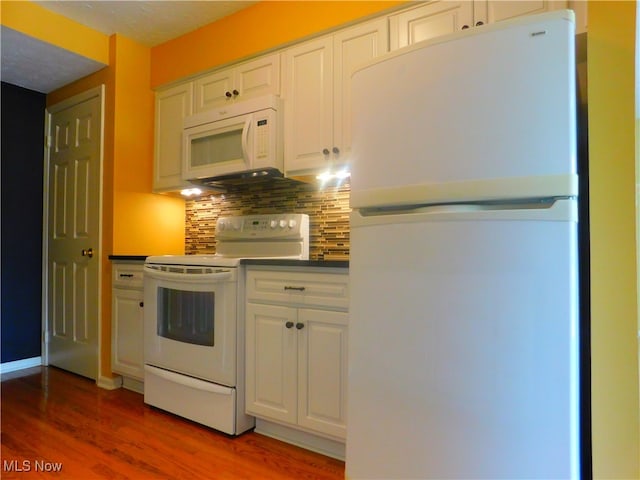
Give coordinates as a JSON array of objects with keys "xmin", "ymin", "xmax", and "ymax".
[
  {"xmin": 350, "ymin": 11, "xmax": 577, "ymax": 209},
  {"xmin": 346, "ymin": 200, "xmax": 579, "ymax": 479}
]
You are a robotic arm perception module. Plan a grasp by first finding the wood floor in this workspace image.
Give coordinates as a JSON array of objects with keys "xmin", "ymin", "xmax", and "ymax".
[{"xmin": 1, "ymin": 367, "xmax": 345, "ymax": 479}]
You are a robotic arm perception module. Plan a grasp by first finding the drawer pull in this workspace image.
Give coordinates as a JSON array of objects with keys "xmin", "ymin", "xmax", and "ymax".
[
  {"xmin": 119, "ymin": 273, "xmax": 135, "ymax": 278},
  {"xmin": 284, "ymin": 286, "xmax": 305, "ymax": 292}
]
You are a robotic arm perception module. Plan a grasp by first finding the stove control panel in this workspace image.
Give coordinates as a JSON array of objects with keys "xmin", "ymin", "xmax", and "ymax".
[{"xmin": 216, "ymin": 214, "xmax": 309, "ymax": 240}]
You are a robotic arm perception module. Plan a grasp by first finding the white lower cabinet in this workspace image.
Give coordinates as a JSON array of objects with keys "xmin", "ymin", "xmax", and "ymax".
[
  {"xmin": 245, "ymin": 267, "xmax": 349, "ymax": 443},
  {"xmin": 111, "ymin": 261, "xmax": 145, "ymax": 391}
]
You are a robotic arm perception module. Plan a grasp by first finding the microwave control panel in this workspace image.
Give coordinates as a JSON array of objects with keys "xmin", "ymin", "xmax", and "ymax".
[{"xmin": 255, "ymin": 118, "xmax": 269, "ymax": 159}]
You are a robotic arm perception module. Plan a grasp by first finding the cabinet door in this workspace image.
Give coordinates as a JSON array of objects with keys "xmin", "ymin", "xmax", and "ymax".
[
  {"xmin": 389, "ymin": 1, "xmax": 474, "ymax": 50},
  {"xmin": 333, "ymin": 18, "xmax": 389, "ymax": 165},
  {"xmin": 476, "ymin": 0, "xmax": 567, "ymax": 25},
  {"xmin": 153, "ymin": 83, "xmax": 193, "ymax": 192},
  {"xmin": 112, "ymin": 288, "xmax": 144, "ymax": 380},
  {"xmin": 297, "ymin": 308, "xmax": 348, "ymax": 440},
  {"xmin": 245, "ymin": 303, "xmax": 298, "ymax": 424},
  {"xmin": 193, "ymin": 68, "xmax": 235, "ymax": 112},
  {"xmin": 235, "ymin": 54, "xmax": 281, "ymax": 100},
  {"xmin": 283, "ymin": 36, "xmax": 334, "ymax": 175}
]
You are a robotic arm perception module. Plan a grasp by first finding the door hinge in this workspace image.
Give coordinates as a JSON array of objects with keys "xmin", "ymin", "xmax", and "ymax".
[{"xmin": 45, "ymin": 135, "xmax": 52, "ymax": 148}]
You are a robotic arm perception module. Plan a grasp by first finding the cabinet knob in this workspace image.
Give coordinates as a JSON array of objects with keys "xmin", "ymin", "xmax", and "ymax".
[
  {"xmin": 139, "ymin": 302, "xmax": 144, "ymax": 308},
  {"xmin": 295, "ymin": 322, "xmax": 305, "ymax": 330},
  {"xmin": 475, "ymin": 21, "xmax": 484, "ymax": 26},
  {"xmin": 232, "ymin": 89, "xmax": 239, "ymax": 96},
  {"xmin": 332, "ymin": 146, "xmax": 340, "ymax": 155},
  {"xmin": 225, "ymin": 91, "xmax": 232, "ymax": 98},
  {"xmin": 322, "ymin": 148, "xmax": 330, "ymax": 155},
  {"xmin": 285, "ymin": 321, "xmax": 294, "ymax": 329},
  {"xmin": 462, "ymin": 25, "xmax": 470, "ymax": 30}
]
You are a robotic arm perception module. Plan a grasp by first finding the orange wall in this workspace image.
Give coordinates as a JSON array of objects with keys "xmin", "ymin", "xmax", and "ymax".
[
  {"xmin": 0, "ymin": 0, "xmax": 109, "ymax": 64},
  {"xmin": 587, "ymin": 1, "xmax": 639, "ymax": 476},
  {"xmin": 151, "ymin": 1, "xmax": 404, "ymax": 88},
  {"xmin": 110, "ymin": 35, "xmax": 185, "ymax": 256}
]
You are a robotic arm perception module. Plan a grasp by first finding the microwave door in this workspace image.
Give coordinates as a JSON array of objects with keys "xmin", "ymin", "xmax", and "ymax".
[{"xmin": 183, "ymin": 113, "xmax": 252, "ymax": 180}]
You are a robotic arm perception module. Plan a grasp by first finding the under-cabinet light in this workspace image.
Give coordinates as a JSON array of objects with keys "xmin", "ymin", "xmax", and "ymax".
[
  {"xmin": 316, "ymin": 170, "xmax": 351, "ymax": 182},
  {"xmin": 180, "ymin": 188, "xmax": 203, "ymax": 197}
]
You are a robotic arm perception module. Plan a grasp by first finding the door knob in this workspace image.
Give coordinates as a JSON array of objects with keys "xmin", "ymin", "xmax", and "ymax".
[{"xmin": 81, "ymin": 248, "xmax": 94, "ymax": 259}]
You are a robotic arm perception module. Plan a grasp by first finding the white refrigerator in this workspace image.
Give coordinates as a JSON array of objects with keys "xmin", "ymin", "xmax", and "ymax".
[{"xmin": 346, "ymin": 10, "xmax": 579, "ymax": 480}]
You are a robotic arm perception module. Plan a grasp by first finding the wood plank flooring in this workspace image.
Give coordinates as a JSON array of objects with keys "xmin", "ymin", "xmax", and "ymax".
[{"xmin": 1, "ymin": 367, "xmax": 345, "ymax": 479}]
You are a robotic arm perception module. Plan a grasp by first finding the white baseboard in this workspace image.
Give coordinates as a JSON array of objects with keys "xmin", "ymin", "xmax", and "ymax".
[
  {"xmin": 254, "ymin": 418, "xmax": 345, "ymax": 460},
  {"xmin": 0, "ymin": 357, "xmax": 42, "ymax": 374},
  {"xmin": 122, "ymin": 376, "xmax": 144, "ymax": 394},
  {"xmin": 97, "ymin": 375, "xmax": 123, "ymax": 390}
]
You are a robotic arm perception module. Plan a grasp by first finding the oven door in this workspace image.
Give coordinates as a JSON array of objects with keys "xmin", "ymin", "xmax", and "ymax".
[{"xmin": 143, "ymin": 265, "xmax": 237, "ymax": 386}]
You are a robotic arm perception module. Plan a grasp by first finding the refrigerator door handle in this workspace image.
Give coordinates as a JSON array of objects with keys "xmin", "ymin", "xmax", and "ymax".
[{"xmin": 353, "ymin": 197, "xmax": 578, "ymax": 227}]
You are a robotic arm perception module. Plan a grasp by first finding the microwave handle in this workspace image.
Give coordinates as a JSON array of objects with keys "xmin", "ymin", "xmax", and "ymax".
[{"xmin": 241, "ymin": 117, "xmax": 251, "ymax": 163}]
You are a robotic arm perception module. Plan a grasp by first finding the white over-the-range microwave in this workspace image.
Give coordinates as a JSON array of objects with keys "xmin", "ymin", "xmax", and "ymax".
[{"xmin": 182, "ymin": 94, "xmax": 283, "ymax": 182}]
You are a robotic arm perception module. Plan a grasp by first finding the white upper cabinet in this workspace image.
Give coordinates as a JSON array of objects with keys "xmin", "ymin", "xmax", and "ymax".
[
  {"xmin": 390, "ymin": 1, "xmax": 568, "ymax": 50},
  {"xmin": 152, "ymin": 2, "xmax": 574, "ymax": 192},
  {"xmin": 283, "ymin": 36, "xmax": 334, "ymax": 175},
  {"xmin": 474, "ymin": 1, "xmax": 567, "ymax": 25},
  {"xmin": 153, "ymin": 83, "xmax": 193, "ymax": 192},
  {"xmin": 333, "ymin": 19, "xmax": 389, "ymax": 166},
  {"xmin": 283, "ymin": 18, "xmax": 388, "ymax": 176},
  {"xmin": 390, "ymin": 1, "xmax": 474, "ymax": 50},
  {"xmin": 194, "ymin": 53, "xmax": 280, "ymax": 112}
]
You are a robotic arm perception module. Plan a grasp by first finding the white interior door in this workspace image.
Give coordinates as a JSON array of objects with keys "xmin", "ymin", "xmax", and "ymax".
[{"xmin": 45, "ymin": 86, "xmax": 103, "ymax": 380}]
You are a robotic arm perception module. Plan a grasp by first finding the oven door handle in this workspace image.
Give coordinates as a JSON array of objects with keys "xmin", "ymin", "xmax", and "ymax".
[
  {"xmin": 143, "ymin": 266, "xmax": 233, "ymax": 283},
  {"xmin": 145, "ymin": 365, "xmax": 233, "ymax": 395}
]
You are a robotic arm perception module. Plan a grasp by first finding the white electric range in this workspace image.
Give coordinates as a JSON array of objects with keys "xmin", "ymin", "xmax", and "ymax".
[{"xmin": 143, "ymin": 213, "xmax": 309, "ymax": 435}]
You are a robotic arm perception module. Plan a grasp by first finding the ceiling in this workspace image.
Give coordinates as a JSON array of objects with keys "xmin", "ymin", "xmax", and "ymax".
[{"xmin": 1, "ymin": 1, "xmax": 257, "ymax": 93}]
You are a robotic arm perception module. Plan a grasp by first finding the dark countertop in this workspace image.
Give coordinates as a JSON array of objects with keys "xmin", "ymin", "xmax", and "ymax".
[
  {"xmin": 108, "ymin": 255, "xmax": 148, "ymax": 261},
  {"xmin": 108, "ymin": 255, "xmax": 348, "ymax": 269},
  {"xmin": 241, "ymin": 259, "xmax": 349, "ymax": 269}
]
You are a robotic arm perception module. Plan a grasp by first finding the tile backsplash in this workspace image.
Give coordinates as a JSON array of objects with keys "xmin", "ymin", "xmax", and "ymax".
[{"xmin": 185, "ymin": 178, "xmax": 351, "ymax": 260}]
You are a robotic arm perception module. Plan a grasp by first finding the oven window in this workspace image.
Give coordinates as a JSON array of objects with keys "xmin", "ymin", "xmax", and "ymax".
[{"xmin": 157, "ymin": 288, "xmax": 214, "ymax": 346}]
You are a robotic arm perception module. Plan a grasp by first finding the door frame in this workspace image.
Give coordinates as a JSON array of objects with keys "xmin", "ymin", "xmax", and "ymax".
[{"xmin": 41, "ymin": 85, "xmax": 108, "ymax": 385}]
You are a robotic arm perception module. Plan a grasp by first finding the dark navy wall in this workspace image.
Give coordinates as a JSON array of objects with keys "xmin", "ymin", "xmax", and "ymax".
[{"xmin": 1, "ymin": 82, "xmax": 46, "ymax": 363}]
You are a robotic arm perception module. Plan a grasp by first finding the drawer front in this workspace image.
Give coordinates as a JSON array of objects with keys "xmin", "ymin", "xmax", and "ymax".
[
  {"xmin": 246, "ymin": 270, "xmax": 349, "ymax": 310},
  {"xmin": 112, "ymin": 263, "xmax": 144, "ymax": 288}
]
